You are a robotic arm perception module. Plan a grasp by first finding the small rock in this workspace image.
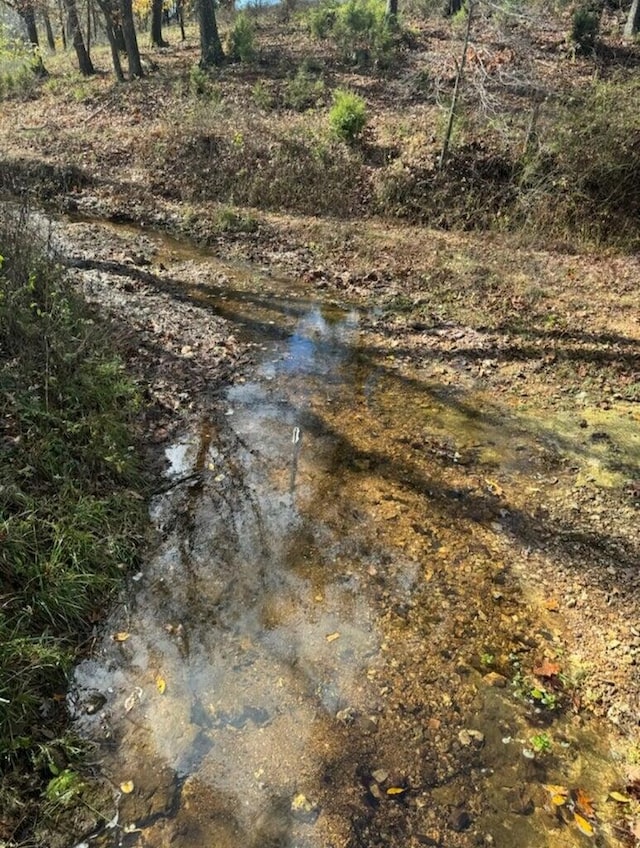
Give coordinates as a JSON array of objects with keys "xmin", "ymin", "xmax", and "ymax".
[
  {"xmin": 449, "ymin": 809, "xmax": 472, "ymax": 832},
  {"xmin": 85, "ymin": 692, "xmax": 107, "ymax": 715},
  {"xmin": 354, "ymin": 715, "xmax": 378, "ymax": 735},
  {"xmin": 483, "ymin": 672, "xmax": 507, "ymax": 688},
  {"xmin": 372, "ymin": 769, "xmax": 389, "ymax": 784},
  {"xmin": 291, "ymin": 793, "xmax": 319, "ymax": 822},
  {"xmin": 417, "ymin": 832, "xmax": 442, "ymax": 846},
  {"xmin": 458, "ymin": 729, "xmax": 484, "ymax": 746}
]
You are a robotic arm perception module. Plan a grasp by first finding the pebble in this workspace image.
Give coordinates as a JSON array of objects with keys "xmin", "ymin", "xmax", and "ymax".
[
  {"xmin": 449, "ymin": 809, "xmax": 472, "ymax": 832},
  {"xmin": 483, "ymin": 672, "xmax": 507, "ymax": 688},
  {"xmin": 458, "ymin": 729, "xmax": 484, "ymax": 746}
]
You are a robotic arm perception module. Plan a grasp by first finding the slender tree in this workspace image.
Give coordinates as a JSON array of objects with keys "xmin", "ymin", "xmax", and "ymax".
[
  {"xmin": 42, "ymin": 6, "xmax": 56, "ymax": 50},
  {"xmin": 439, "ymin": 0, "xmax": 473, "ymax": 170},
  {"xmin": 119, "ymin": 0, "xmax": 143, "ymax": 76},
  {"xmin": 95, "ymin": 0, "xmax": 125, "ymax": 80},
  {"xmin": 150, "ymin": 0, "xmax": 167, "ymax": 46},
  {"xmin": 63, "ymin": 0, "xmax": 94, "ymax": 73},
  {"xmin": 198, "ymin": 0, "xmax": 223, "ymax": 67},
  {"xmin": 624, "ymin": 0, "xmax": 640, "ymax": 36},
  {"xmin": 176, "ymin": 0, "xmax": 185, "ymax": 40}
]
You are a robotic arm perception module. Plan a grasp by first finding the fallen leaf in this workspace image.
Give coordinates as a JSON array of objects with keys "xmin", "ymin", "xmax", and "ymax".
[
  {"xmin": 156, "ymin": 676, "xmax": 166, "ymax": 695},
  {"xmin": 120, "ymin": 781, "xmax": 134, "ymax": 794},
  {"xmin": 573, "ymin": 812, "xmax": 594, "ymax": 837},
  {"xmin": 386, "ymin": 787, "xmax": 407, "ymax": 796},
  {"xmin": 544, "ymin": 597, "xmax": 560, "ymax": 612},
  {"xmin": 544, "ymin": 784, "xmax": 569, "ymax": 796},
  {"xmin": 113, "ymin": 632, "xmax": 130, "ymax": 642},
  {"xmin": 608, "ymin": 791, "xmax": 631, "ymax": 803},
  {"xmin": 551, "ymin": 794, "xmax": 567, "ymax": 806},
  {"xmin": 573, "ymin": 788, "xmax": 595, "ymax": 818},
  {"xmin": 534, "ymin": 658, "xmax": 561, "ymax": 678},
  {"xmin": 485, "ymin": 479, "xmax": 504, "ymax": 496}
]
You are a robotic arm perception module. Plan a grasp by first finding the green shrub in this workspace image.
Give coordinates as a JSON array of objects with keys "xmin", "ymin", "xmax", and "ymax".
[
  {"xmin": 226, "ymin": 12, "xmax": 256, "ymax": 62},
  {"xmin": 570, "ymin": 4, "xmax": 600, "ymax": 54},
  {"xmin": 189, "ymin": 64, "xmax": 222, "ymax": 100},
  {"xmin": 329, "ymin": 88, "xmax": 368, "ymax": 143},
  {"xmin": 308, "ymin": 2, "xmax": 338, "ymax": 38},
  {"xmin": 283, "ymin": 66, "xmax": 326, "ymax": 111},
  {"xmin": 309, "ymin": 0, "xmax": 394, "ymax": 65}
]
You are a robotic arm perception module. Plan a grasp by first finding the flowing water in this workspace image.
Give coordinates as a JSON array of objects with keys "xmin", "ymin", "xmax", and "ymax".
[{"xmin": 68, "ymin": 224, "xmax": 638, "ymax": 848}]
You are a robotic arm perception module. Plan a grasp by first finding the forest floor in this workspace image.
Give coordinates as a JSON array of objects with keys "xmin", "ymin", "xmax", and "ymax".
[{"xmin": 0, "ymin": 7, "xmax": 639, "ymax": 848}]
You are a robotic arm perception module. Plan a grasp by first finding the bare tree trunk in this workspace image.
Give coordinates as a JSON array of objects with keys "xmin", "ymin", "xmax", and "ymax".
[
  {"xmin": 150, "ymin": 0, "xmax": 168, "ymax": 46},
  {"xmin": 20, "ymin": 3, "xmax": 40, "ymax": 47},
  {"xmin": 439, "ymin": 0, "xmax": 473, "ymax": 170},
  {"xmin": 624, "ymin": 0, "xmax": 640, "ymax": 36},
  {"xmin": 19, "ymin": 3, "xmax": 48, "ymax": 73},
  {"xmin": 43, "ymin": 9, "xmax": 56, "ymax": 50},
  {"xmin": 86, "ymin": 0, "xmax": 92, "ymax": 58},
  {"xmin": 198, "ymin": 0, "xmax": 224, "ymax": 67},
  {"xmin": 177, "ymin": 0, "xmax": 186, "ymax": 40},
  {"xmin": 57, "ymin": 0, "xmax": 67, "ymax": 47},
  {"xmin": 96, "ymin": 0, "xmax": 125, "ymax": 80},
  {"xmin": 119, "ymin": 0, "xmax": 144, "ymax": 77},
  {"xmin": 64, "ymin": 0, "xmax": 95, "ymax": 74}
]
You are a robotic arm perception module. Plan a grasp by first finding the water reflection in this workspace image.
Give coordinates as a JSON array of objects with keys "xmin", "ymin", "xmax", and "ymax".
[{"xmin": 73, "ymin": 304, "xmax": 381, "ymax": 847}]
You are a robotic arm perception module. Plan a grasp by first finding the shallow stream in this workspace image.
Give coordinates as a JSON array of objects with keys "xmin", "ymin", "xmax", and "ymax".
[{"xmin": 68, "ymin": 223, "xmax": 638, "ymax": 848}]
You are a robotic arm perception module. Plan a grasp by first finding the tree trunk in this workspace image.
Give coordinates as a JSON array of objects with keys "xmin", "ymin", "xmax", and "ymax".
[
  {"xmin": 19, "ymin": 4, "xmax": 48, "ymax": 73},
  {"xmin": 150, "ymin": 0, "xmax": 168, "ymax": 46},
  {"xmin": 86, "ymin": 0, "xmax": 92, "ymax": 58},
  {"xmin": 64, "ymin": 0, "xmax": 95, "ymax": 74},
  {"xmin": 385, "ymin": 0, "xmax": 398, "ymax": 21},
  {"xmin": 57, "ymin": 0, "xmax": 67, "ymax": 48},
  {"xmin": 21, "ymin": 4, "xmax": 40, "ymax": 46},
  {"xmin": 439, "ymin": 0, "xmax": 473, "ymax": 170},
  {"xmin": 114, "ymin": 22, "xmax": 126, "ymax": 52},
  {"xmin": 43, "ymin": 9, "xmax": 56, "ymax": 50},
  {"xmin": 624, "ymin": 0, "xmax": 640, "ymax": 36},
  {"xmin": 198, "ymin": 0, "xmax": 224, "ymax": 67},
  {"xmin": 95, "ymin": 0, "xmax": 125, "ymax": 80},
  {"xmin": 119, "ymin": 0, "xmax": 144, "ymax": 77},
  {"xmin": 177, "ymin": 0, "xmax": 186, "ymax": 40}
]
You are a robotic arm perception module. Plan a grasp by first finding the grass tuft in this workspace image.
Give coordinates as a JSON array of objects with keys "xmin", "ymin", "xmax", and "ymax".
[{"xmin": 0, "ymin": 209, "xmax": 146, "ymax": 831}]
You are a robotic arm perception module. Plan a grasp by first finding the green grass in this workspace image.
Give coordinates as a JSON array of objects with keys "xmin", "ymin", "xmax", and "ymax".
[{"xmin": 0, "ymin": 210, "xmax": 146, "ymax": 829}]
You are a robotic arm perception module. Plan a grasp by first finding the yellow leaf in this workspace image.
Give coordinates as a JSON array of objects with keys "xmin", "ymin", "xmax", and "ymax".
[
  {"xmin": 551, "ymin": 794, "xmax": 567, "ymax": 806},
  {"xmin": 386, "ymin": 787, "xmax": 407, "ymax": 796},
  {"xmin": 113, "ymin": 631, "xmax": 130, "ymax": 642},
  {"xmin": 608, "ymin": 791, "xmax": 632, "ymax": 803},
  {"xmin": 485, "ymin": 479, "xmax": 504, "ymax": 497},
  {"xmin": 573, "ymin": 813, "xmax": 594, "ymax": 837},
  {"xmin": 120, "ymin": 780, "xmax": 134, "ymax": 794},
  {"xmin": 544, "ymin": 784, "xmax": 569, "ymax": 796},
  {"xmin": 156, "ymin": 676, "xmax": 166, "ymax": 694}
]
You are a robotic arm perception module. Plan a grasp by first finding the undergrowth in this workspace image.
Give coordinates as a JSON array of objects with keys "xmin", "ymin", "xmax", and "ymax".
[{"xmin": 0, "ymin": 211, "xmax": 146, "ymax": 834}]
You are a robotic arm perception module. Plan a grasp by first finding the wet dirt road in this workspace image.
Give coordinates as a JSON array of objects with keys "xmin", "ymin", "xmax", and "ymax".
[{"xmin": 66, "ymin": 223, "xmax": 638, "ymax": 848}]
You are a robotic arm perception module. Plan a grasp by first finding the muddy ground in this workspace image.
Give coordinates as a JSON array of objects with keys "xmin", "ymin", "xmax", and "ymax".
[{"xmin": 30, "ymin": 210, "xmax": 639, "ymax": 848}]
